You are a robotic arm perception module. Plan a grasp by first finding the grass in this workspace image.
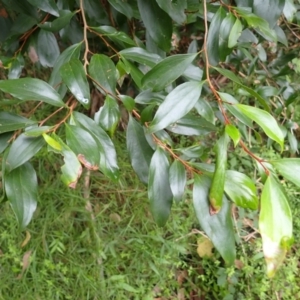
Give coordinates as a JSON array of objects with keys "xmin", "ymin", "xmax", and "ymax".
[{"xmin": 0, "ymin": 136, "xmax": 300, "ymax": 299}]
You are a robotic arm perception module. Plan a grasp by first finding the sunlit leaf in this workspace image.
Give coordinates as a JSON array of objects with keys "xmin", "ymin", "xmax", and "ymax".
[{"xmin": 225, "ymin": 124, "xmax": 240, "ymax": 147}]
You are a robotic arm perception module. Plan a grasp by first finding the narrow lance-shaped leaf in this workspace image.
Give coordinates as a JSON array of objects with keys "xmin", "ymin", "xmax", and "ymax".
[
  {"xmin": 219, "ymin": 13, "xmax": 236, "ymax": 61},
  {"xmin": 169, "ymin": 160, "xmax": 187, "ymax": 202},
  {"xmin": 88, "ymin": 54, "xmax": 117, "ymax": 95},
  {"xmin": 65, "ymin": 124, "xmax": 99, "ymax": 170},
  {"xmin": 0, "ymin": 78, "xmax": 65, "ymax": 107},
  {"xmin": 0, "ymin": 133, "xmax": 13, "ymax": 154},
  {"xmin": 137, "ymin": 0, "xmax": 172, "ymax": 52},
  {"xmin": 148, "ymin": 81, "xmax": 203, "ymax": 133},
  {"xmin": 271, "ymin": 158, "xmax": 300, "ymax": 188},
  {"xmin": 0, "ymin": 112, "xmax": 36, "ymax": 134},
  {"xmin": 259, "ymin": 175, "xmax": 293, "ymax": 277},
  {"xmin": 156, "ymin": 0, "xmax": 187, "ymax": 24},
  {"xmin": 193, "ymin": 174, "xmax": 236, "ymax": 265},
  {"xmin": 5, "ymin": 162, "xmax": 38, "ymax": 228},
  {"xmin": 60, "ymin": 59, "xmax": 90, "ymax": 108},
  {"xmin": 95, "ymin": 95, "xmax": 120, "ymax": 137},
  {"xmin": 225, "ymin": 124, "xmax": 240, "ymax": 147},
  {"xmin": 142, "ymin": 53, "xmax": 198, "ymax": 91},
  {"xmin": 228, "ymin": 18, "xmax": 243, "ymax": 48},
  {"xmin": 206, "ymin": 6, "xmax": 226, "ymax": 66},
  {"xmin": 224, "ymin": 170, "xmax": 258, "ymax": 210},
  {"xmin": 237, "ymin": 104, "xmax": 284, "ymax": 150},
  {"xmin": 126, "ymin": 116, "xmax": 154, "ymax": 184},
  {"xmin": 209, "ymin": 133, "xmax": 229, "ymax": 214},
  {"xmin": 6, "ymin": 134, "xmax": 45, "ymax": 172},
  {"xmin": 148, "ymin": 147, "xmax": 173, "ymax": 227}
]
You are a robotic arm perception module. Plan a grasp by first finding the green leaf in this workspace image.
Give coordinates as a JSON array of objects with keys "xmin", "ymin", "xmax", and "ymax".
[
  {"xmin": 119, "ymin": 47, "xmax": 162, "ymax": 67},
  {"xmin": 206, "ymin": 6, "xmax": 226, "ymax": 66},
  {"xmin": 193, "ymin": 174, "xmax": 236, "ymax": 265},
  {"xmin": 0, "ymin": 132, "xmax": 13, "ymax": 154},
  {"xmin": 72, "ymin": 112, "xmax": 119, "ymax": 181},
  {"xmin": 121, "ymin": 58, "xmax": 143, "ymax": 89},
  {"xmin": 27, "ymin": 0, "xmax": 59, "ymax": 16},
  {"xmin": 89, "ymin": 54, "xmax": 117, "ymax": 95},
  {"xmin": 169, "ymin": 160, "xmax": 186, "ymax": 202},
  {"xmin": 224, "ymin": 170, "xmax": 258, "ymax": 210},
  {"xmin": 108, "ymin": 0, "xmax": 133, "ymax": 19},
  {"xmin": 42, "ymin": 133, "xmax": 62, "ymax": 151},
  {"xmin": 37, "ymin": 29, "xmax": 60, "ymax": 67},
  {"xmin": 259, "ymin": 176, "xmax": 293, "ymax": 277},
  {"xmin": 142, "ymin": 53, "xmax": 197, "ymax": 91},
  {"xmin": 5, "ymin": 162, "xmax": 38, "ymax": 228},
  {"xmin": 24, "ymin": 126, "xmax": 52, "ymax": 137},
  {"xmin": 126, "ymin": 116, "xmax": 154, "ymax": 184},
  {"xmin": 137, "ymin": 0, "xmax": 172, "ymax": 52},
  {"xmin": 48, "ymin": 43, "xmax": 82, "ymax": 97},
  {"xmin": 90, "ymin": 25, "xmax": 135, "ymax": 46},
  {"xmin": 60, "ymin": 59, "xmax": 90, "ymax": 108},
  {"xmin": 94, "ymin": 95, "xmax": 120, "ymax": 136},
  {"xmin": 237, "ymin": 104, "xmax": 284, "ymax": 150},
  {"xmin": 219, "ymin": 92, "xmax": 253, "ymax": 128},
  {"xmin": 228, "ymin": 17, "xmax": 243, "ymax": 48},
  {"xmin": 119, "ymin": 95, "xmax": 135, "ymax": 112},
  {"xmin": 156, "ymin": 0, "xmax": 187, "ymax": 24},
  {"xmin": 167, "ymin": 114, "xmax": 216, "ymax": 136},
  {"xmin": 148, "ymin": 81, "xmax": 203, "ymax": 133},
  {"xmin": 66, "ymin": 124, "xmax": 99, "ymax": 170},
  {"xmin": 0, "ymin": 112, "xmax": 36, "ymax": 134},
  {"xmin": 194, "ymin": 98, "xmax": 215, "ymax": 124},
  {"xmin": 225, "ymin": 124, "xmax": 240, "ymax": 147},
  {"xmin": 209, "ymin": 134, "xmax": 229, "ymax": 213},
  {"xmin": 0, "ymin": 78, "xmax": 65, "ymax": 107},
  {"xmin": 271, "ymin": 158, "xmax": 300, "ymax": 188},
  {"xmin": 148, "ymin": 147, "xmax": 173, "ymax": 227},
  {"xmin": 215, "ymin": 68, "xmax": 270, "ymax": 112},
  {"xmin": 6, "ymin": 134, "xmax": 45, "ymax": 172},
  {"xmin": 219, "ymin": 13, "xmax": 235, "ymax": 61}
]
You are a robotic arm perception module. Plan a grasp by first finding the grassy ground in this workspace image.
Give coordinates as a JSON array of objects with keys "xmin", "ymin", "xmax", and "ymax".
[{"xmin": 0, "ymin": 135, "xmax": 300, "ymax": 300}]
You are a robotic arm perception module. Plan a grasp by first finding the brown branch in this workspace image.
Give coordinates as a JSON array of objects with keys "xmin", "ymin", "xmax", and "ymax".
[{"xmin": 80, "ymin": 0, "xmax": 90, "ymax": 72}]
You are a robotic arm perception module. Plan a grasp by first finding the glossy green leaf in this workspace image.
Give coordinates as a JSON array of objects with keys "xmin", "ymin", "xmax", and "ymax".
[
  {"xmin": 66, "ymin": 124, "xmax": 99, "ymax": 170},
  {"xmin": 0, "ymin": 112, "xmax": 36, "ymax": 134},
  {"xmin": 156, "ymin": 0, "xmax": 187, "ymax": 24},
  {"xmin": 39, "ymin": 10, "xmax": 77, "ymax": 32},
  {"xmin": 169, "ymin": 160, "xmax": 186, "ymax": 202},
  {"xmin": 228, "ymin": 18, "xmax": 243, "ymax": 48},
  {"xmin": 91, "ymin": 25, "xmax": 135, "ymax": 46},
  {"xmin": 271, "ymin": 159, "xmax": 300, "ymax": 188},
  {"xmin": 24, "ymin": 126, "xmax": 52, "ymax": 137},
  {"xmin": 6, "ymin": 134, "xmax": 45, "ymax": 172},
  {"xmin": 225, "ymin": 170, "xmax": 258, "ymax": 210},
  {"xmin": 0, "ymin": 132, "xmax": 13, "ymax": 154},
  {"xmin": 0, "ymin": 78, "xmax": 65, "ymax": 107},
  {"xmin": 259, "ymin": 176, "xmax": 293, "ymax": 277},
  {"xmin": 194, "ymin": 98, "xmax": 215, "ymax": 124},
  {"xmin": 225, "ymin": 124, "xmax": 240, "ymax": 147},
  {"xmin": 206, "ymin": 6, "xmax": 226, "ymax": 66},
  {"xmin": 148, "ymin": 81, "xmax": 203, "ymax": 133},
  {"xmin": 148, "ymin": 147, "xmax": 173, "ymax": 227},
  {"xmin": 119, "ymin": 47, "xmax": 162, "ymax": 67},
  {"xmin": 137, "ymin": 0, "xmax": 172, "ymax": 52},
  {"xmin": 237, "ymin": 104, "xmax": 284, "ymax": 150},
  {"xmin": 167, "ymin": 114, "xmax": 216, "ymax": 136},
  {"xmin": 5, "ymin": 162, "xmax": 37, "ymax": 228},
  {"xmin": 72, "ymin": 112, "xmax": 119, "ymax": 181},
  {"xmin": 48, "ymin": 43, "xmax": 82, "ymax": 97},
  {"xmin": 215, "ymin": 68, "xmax": 270, "ymax": 111},
  {"xmin": 8, "ymin": 55, "xmax": 24, "ymax": 79},
  {"xmin": 193, "ymin": 174, "xmax": 236, "ymax": 265},
  {"xmin": 219, "ymin": 92, "xmax": 253, "ymax": 128},
  {"xmin": 209, "ymin": 134, "xmax": 229, "ymax": 213},
  {"xmin": 119, "ymin": 95, "xmax": 135, "ymax": 112},
  {"xmin": 126, "ymin": 116, "xmax": 154, "ymax": 184},
  {"xmin": 142, "ymin": 53, "xmax": 197, "ymax": 91},
  {"xmin": 37, "ymin": 29, "xmax": 60, "ymax": 67},
  {"xmin": 94, "ymin": 95, "xmax": 120, "ymax": 136},
  {"xmin": 89, "ymin": 54, "xmax": 117, "ymax": 95},
  {"xmin": 121, "ymin": 58, "xmax": 143, "ymax": 89},
  {"xmin": 27, "ymin": 0, "xmax": 59, "ymax": 16},
  {"xmin": 219, "ymin": 13, "xmax": 235, "ymax": 61},
  {"xmin": 43, "ymin": 133, "xmax": 62, "ymax": 151},
  {"xmin": 108, "ymin": 0, "xmax": 133, "ymax": 19},
  {"xmin": 60, "ymin": 59, "xmax": 90, "ymax": 108}
]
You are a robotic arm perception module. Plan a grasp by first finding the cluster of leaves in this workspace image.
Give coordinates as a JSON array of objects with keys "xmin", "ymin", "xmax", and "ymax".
[{"xmin": 0, "ymin": 0, "xmax": 300, "ymax": 277}]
